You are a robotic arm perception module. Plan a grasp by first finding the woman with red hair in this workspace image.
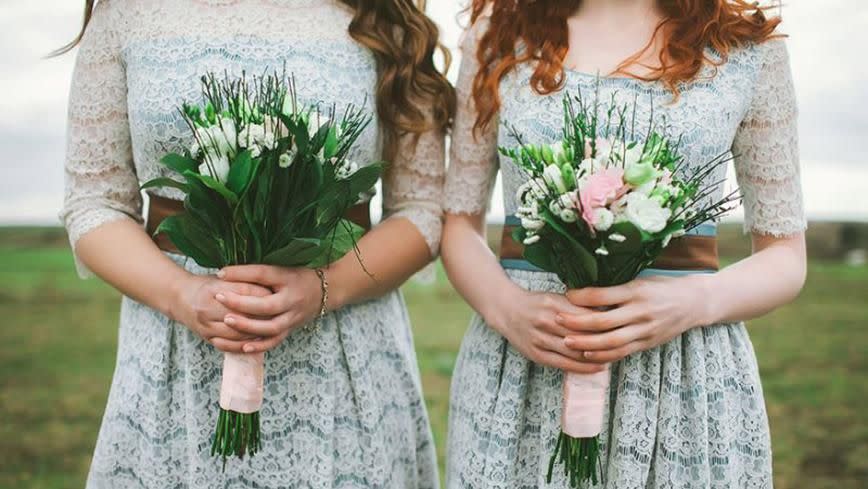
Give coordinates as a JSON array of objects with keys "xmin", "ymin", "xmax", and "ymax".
[{"xmin": 441, "ymin": 0, "xmax": 807, "ymax": 487}]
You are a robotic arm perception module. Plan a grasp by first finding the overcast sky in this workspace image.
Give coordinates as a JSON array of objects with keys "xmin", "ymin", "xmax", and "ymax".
[{"xmin": 0, "ymin": 0, "xmax": 866, "ymax": 224}]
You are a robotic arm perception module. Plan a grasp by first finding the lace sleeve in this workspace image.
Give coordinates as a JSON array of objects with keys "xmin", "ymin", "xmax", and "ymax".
[
  {"xmin": 59, "ymin": 1, "xmax": 143, "ymax": 278},
  {"xmin": 731, "ymin": 40, "xmax": 806, "ymax": 237},
  {"xmin": 442, "ymin": 19, "xmax": 499, "ymax": 216},
  {"xmin": 382, "ymin": 119, "xmax": 446, "ymax": 257}
]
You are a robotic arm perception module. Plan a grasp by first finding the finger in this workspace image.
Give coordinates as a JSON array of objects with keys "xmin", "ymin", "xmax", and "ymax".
[
  {"xmin": 206, "ymin": 321, "xmax": 259, "ymax": 342},
  {"xmin": 566, "ymin": 284, "xmax": 636, "ymax": 308},
  {"xmin": 536, "ymin": 332, "xmax": 586, "ymax": 361},
  {"xmin": 223, "ymin": 281, "xmax": 273, "ymax": 298},
  {"xmin": 224, "ymin": 311, "xmax": 296, "ymax": 337},
  {"xmin": 576, "ymin": 340, "xmax": 647, "ymax": 364},
  {"xmin": 216, "ymin": 290, "xmax": 286, "ymax": 316},
  {"xmin": 535, "ymin": 349, "xmax": 608, "ymax": 374},
  {"xmin": 208, "ymin": 337, "xmax": 251, "ymax": 353},
  {"xmin": 556, "ymin": 306, "xmax": 641, "ymax": 333},
  {"xmin": 241, "ymin": 330, "xmax": 291, "ymax": 354},
  {"xmin": 218, "ymin": 265, "xmax": 285, "ymax": 287},
  {"xmin": 544, "ymin": 294, "xmax": 597, "ymax": 317},
  {"xmin": 563, "ymin": 324, "xmax": 647, "ymax": 354}
]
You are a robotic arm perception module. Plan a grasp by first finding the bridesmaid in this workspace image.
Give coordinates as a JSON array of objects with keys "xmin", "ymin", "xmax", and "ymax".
[
  {"xmin": 58, "ymin": 0, "xmax": 453, "ymax": 487},
  {"xmin": 442, "ymin": 0, "xmax": 806, "ymax": 487}
]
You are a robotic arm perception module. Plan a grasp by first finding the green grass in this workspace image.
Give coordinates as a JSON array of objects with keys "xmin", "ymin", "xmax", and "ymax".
[{"xmin": 1, "ymin": 228, "xmax": 866, "ymax": 488}]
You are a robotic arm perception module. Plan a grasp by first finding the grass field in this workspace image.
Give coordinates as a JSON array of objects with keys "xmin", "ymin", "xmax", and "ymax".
[{"xmin": 0, "ymin": 227, "xmax": 866, "ymax": 488}]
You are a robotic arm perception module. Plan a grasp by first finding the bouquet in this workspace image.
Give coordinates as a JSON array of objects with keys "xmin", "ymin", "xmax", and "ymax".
[
  {"xmin": 141, "ymin": 71, "xmax": 382, "ymax": 467},
  {"xmin": 500, "ymin": 91, "xmax": 738, "ymax": 486}
]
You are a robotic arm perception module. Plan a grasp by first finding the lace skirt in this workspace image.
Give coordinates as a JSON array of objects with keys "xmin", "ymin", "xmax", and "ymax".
[
  {"xmin": 446, "ymin": 269, "xmax": 772, "ymax": 489},
  {"xmin": 86, "ymin": 254, "xmax": 439, "ymax": 489}
]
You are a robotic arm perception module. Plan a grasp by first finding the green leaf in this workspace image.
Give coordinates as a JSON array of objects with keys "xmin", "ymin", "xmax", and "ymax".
[
  {"xmin": 140, "ymin": 177, "xmax": 189, "ymax": 193},
  {"xmin": 183, "ymin": 170, "xmax": 238, "ymax": 205},
  {"xmin": 156, "ymin": 214, "xmax": 223, "ymax": 268},
  {"xmin": 262, "ymin": 238, "xmax": 325, "ymax": 267},
  {"xmin": 160, "ymin": 153, "xmax": 199, "ymax": 175},
  {"xmin": 226, "ymin": 150, "xmax": 254, "ymax": 194},
  {"xmin": 605, "ymin": 221, "xmax": 644, "ymax": 256},
  {"xmin": 523, "ymin": 240, "xmax": 558, "ymax": 273},
  {"xmin": 309, "ymin": 220, "xmax": 365, "ymax": 268},
  {"xmin": 323, "ymin": 126, "xmax": 339, "ymax": 159},
  {"xmin": 345, "ymin": 163, "xmax": 383, "ymax": 200}
]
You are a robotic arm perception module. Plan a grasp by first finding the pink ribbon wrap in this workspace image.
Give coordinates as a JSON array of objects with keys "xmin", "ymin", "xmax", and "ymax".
[
  {"xmin": 219, "ymin": 352, "xmax": 265, "ymax": 414},
  {"xmin": 561, "ymin": 367, "xmax": 610, "ymax": 438}
]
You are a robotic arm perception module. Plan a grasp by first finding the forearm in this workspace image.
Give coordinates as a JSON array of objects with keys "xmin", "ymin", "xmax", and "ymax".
[
  {"xmin": 441, "ymin": 214, "xmax": 522, "ymax": 329},
  {"xmin": 324, "ymin": 216, "xmax": 433, "ymax": 309},
  {"xmin": 74, "ymin": 218, "xmax": 193, "ymax": 317},
  {"xmin": 698, "ymin": 233, "xmax": 807, "ymax": 325}
]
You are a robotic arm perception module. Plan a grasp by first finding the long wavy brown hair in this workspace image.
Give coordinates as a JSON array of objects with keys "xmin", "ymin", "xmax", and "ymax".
[
  {"xmin": 54, "ymin": 0, "xmax": 455, "ymax": 160},
  {"xmin": 470, "ymin": 0, "xmax": 782, "ymax": 131}
]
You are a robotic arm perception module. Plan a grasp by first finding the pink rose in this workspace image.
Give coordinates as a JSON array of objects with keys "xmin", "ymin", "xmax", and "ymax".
[{"xmin": 580, "ymin": 167, "xmax": 625, "ymax": 228}]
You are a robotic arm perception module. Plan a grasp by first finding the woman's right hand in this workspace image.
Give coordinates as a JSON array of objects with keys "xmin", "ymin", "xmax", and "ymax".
[
  {"xmin": 167, "ymin": 273, "xmax": 273, "ymax": 353},
  {"xmin": 487, "ymin": 288, "xmax": 607, "ymax": 374}
]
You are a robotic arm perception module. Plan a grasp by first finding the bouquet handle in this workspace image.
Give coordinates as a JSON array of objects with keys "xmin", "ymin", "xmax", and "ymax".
[
  {"xmin": 211, "ymin": 352, "xmax": 265, "ymax": 467},
  {"xmin": 547, "ymin": 367, "xmax": 610, "ymax": 486}
]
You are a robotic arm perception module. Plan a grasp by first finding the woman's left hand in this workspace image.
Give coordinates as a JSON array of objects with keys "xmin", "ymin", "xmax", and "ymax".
[
  {"xmin": 557, "ymin": 275, "xmax": 713, "ymax": 364},
  {"xmin": 214, "ymin": 265, "xmax": 325, "ymax": 353}
]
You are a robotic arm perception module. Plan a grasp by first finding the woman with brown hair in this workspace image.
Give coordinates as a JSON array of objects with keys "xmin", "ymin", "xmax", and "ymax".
[
  {"xmin": 59, "ymin": 0, "xmax": 453, "ymax": 487},
  {"xmin": 442, "ymin": 0, "xmax": 806, "ymax": 487}
]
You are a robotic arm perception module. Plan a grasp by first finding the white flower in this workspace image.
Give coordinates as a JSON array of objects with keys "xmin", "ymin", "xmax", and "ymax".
[
  {"xmin": 609, "ymin": 233, "xmax": 627, "ymax": 243},
  {"xmin": 198, "ymin": 154, "xmax": 231, "ymax": 183},
  {"xmin": 633, "ymin": 179, "xmax": 657, "ymax": 196},
  {"xmin": 542, "ymin": 164, "xmax": 567, "ymax": 194},
  {"xmin": 239, "ymin": 124, "xmax": 266, "ymax": 149},
  {"xmin": 593, "ymin": 208, "xmax": 614, "ymax": 231},
  {"xmin": 595, "ymin": 138, "xmax": 614, "ymax": 161},
  {"xmin": 559, "ymin": 208, "xmax": 578, "ymax": 223},
  {"xmin": 278, "ymin": 153, "xmax": 293, "ymax": 168},
  {"xmin": 521, "ymin": 217, "xmax": 545, "ymax": 231},
  {"xmin": 336, "ymin": 160, "xmax": 359, "ymax": 179},
  {"xmin": 217, "ymin": 118, "xmax": 237, "ymax": 149},
  {"xmin": 595, "ymin": 246, "xmax": 610, "ymax": 256},
  {"xmin": 624, "ymin": 192, "xmax": 671, "ymax": 233},
  {"xmin": 523, "ymin": 234, "xmax": 541, "ymax": 245}
]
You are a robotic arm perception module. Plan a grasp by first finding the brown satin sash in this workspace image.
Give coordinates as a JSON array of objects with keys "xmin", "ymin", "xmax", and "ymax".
[
  {"xmin": 146, "ymin": 192, "xmax": 372, "ymax": 254},
  {"xmin": 500, "ymin": 225, "xmax": 719, "ymax": 271}
]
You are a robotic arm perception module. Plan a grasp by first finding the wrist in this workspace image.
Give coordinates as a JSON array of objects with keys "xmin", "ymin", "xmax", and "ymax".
[
  {"xmin": 480, "ymin": 282, "xmax": 525, "ymax": 335},
  {"xmin": 317, "ymin": 267, "xmax": 346, "ymax": 312},
  {"xmin": 164, "ymin": 270, "xmax": 197, "ymax": 322},
  {"xmin": 689, "ymin": 273, "xmax": 720, "ymax": 326}
]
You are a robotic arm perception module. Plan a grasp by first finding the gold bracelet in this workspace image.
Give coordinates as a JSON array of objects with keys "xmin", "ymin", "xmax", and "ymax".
[{"xmin": 315, "ymin": 268, "xmax": 328, "ymax": 320}]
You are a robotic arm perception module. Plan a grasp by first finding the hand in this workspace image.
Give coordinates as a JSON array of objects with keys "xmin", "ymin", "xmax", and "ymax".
[
  {"xmin": 487, "ymin": 287, "xmax": 608, "ymax": 374},
  {"xmin": 558, "ymin": 275, "xmax": 713, "ymax": 363},
  {"xmin": 214, "ymin": 265, "xmax": 324, "ymax": 353},
  {"xmin": 168, "ymin": 273, "xmax": 273, "ymax": 353}
]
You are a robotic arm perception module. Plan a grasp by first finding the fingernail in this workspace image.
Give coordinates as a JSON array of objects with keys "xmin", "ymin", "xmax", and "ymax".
[
  {"xmin": 555, "ymin": 315, "xmax": 564, "ymax": 324},
  {"xmin": 215, "ymin": 293, "xmax": 226, "ymax": 302},
  {"xmin": 243, "ymin": 345, "xmax": 254, "ymax": 353},
  {"xmin": 224, "ymin": 316, "xmax": 235, "ymax": 325},
  {"xmin": 217, "ymin": 270, "xmax": 226, "ymax": 279},
  {"xmin": 583, "ymin": 351, "xmax": 593, "ymax": 358}
]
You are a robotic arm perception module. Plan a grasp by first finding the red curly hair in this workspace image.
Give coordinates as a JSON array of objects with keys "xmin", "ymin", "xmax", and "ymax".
[{"xmin": 470, "ymin": 0, "xmax": 783, "ymax": 131}]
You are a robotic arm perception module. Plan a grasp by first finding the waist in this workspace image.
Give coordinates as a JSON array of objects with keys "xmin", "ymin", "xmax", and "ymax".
[
  {"xmin": 146, "ymin": 192, "xmax": 372, "ymax": 254},
  {"xmin": 499, "ymin": 215, "xmax": 719, "ymax": 277}
]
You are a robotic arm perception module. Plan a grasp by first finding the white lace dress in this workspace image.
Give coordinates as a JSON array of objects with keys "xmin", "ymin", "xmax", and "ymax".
[
  {"xmin": 443, "ymin": 22, "xmax": 806, "ymax": 489},
  {"xmin": 60, "ymin": 1, "xmax": 443, "ymax": 487}
]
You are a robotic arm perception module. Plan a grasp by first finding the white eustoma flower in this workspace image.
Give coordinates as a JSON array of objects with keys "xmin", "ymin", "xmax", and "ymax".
[
  {"xmin": 521, "ymin": 217, "xmax": 545, "ymax": 232},
  {"xmin": 336, "ymin": 160, "xmax": 359, "ymax": 179},
  {"xmin": 542, "ymin": 164, "xmax": 567, "ymax": 194},
  {"xmin": 199, "ymin": 155, "xmax": 231, "ymax": 183},
  {"xmin": 624, "ymin": 192, "xmax": 671, "ymax": 233},
  {"xmin": 622, "ymin": 143, "xmax": 644, "ymax": 168},
  {"xmin": 278, "ymin": 153, "xmax": 293, "ymax": 168},
  {"xmin": 593, "ymin": 208, "xmax": 614, "ymax": 231},
  {"xmin": 217, "ymin": 118, "xmax": 237, "ymax": 150},
  {"xmin": 239, "ymin": 123, "xmax": 266, "ymax": 149}
]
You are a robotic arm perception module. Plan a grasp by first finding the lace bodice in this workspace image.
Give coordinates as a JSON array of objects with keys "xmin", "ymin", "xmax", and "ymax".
[
  {"xmin": 445, "ymin": 21, "xmax": 807, "ymax": 238},
  {"xmin": 61, "ymin": 0, "xmax": 446, "ymax": 276}
]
